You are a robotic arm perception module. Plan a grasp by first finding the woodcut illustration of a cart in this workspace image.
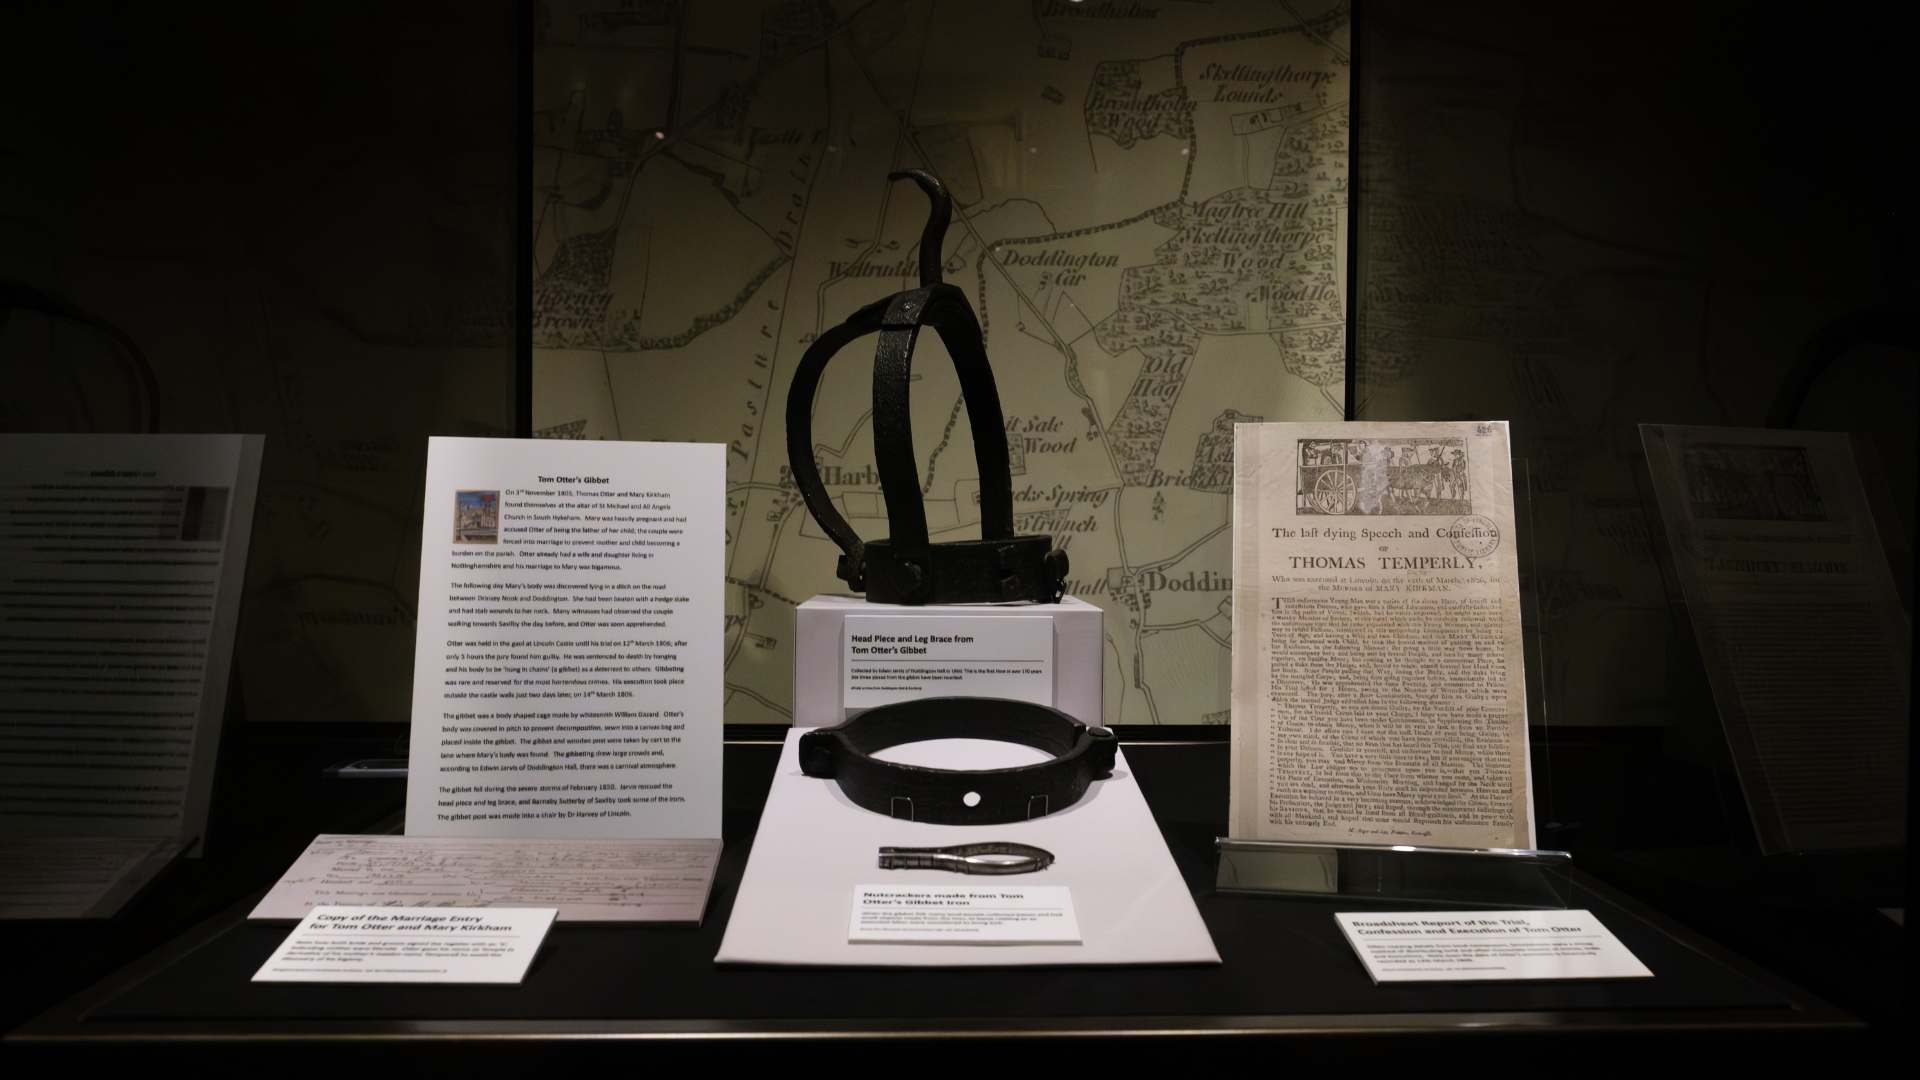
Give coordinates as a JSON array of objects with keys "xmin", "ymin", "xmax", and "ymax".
[{"xmin": 1299, "ymin": 440, "xmax": 1360, "ymax": 514}]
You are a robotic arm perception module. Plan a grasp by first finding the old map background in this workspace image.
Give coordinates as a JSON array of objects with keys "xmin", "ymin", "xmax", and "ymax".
[
  {"xmin": 531, "ymin": 0, "xmax": 1351, "ymax": 725},
  {"xmin": 1, "ymin": 2, "xmax": 1899, "ymax": 736}
]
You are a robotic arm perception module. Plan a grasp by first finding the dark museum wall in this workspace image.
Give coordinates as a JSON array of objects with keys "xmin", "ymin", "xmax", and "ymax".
[
  {"xmin": 0, "ymin": 2, "xmax": 519, "ymax": 723},
  {"xmin": 1352, "ymin": 2, "xmax": 1916, "ymax": 735},
  {"xmin": 0, "ymin": 0, "xmax": 1910, "ymax": 730}
]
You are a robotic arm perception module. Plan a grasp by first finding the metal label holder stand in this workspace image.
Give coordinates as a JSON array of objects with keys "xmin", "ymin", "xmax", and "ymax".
[{"xmin": 1215, "ymin": 839, "xmax": 1573, "ymax": 909}]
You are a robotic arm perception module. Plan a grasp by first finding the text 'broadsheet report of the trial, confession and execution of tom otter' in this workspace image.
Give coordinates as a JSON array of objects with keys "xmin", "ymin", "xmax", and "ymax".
[
  {"xmin": 1230, "ymin": 422, "xmax": 1533, "ymax": 850},
  {"xmin": 405, "ymin": 437, "xmax": 723, "ymax": 840}
]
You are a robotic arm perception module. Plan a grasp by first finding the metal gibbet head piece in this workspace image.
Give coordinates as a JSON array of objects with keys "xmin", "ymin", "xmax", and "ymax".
[{"xmin": 783, "ymin": 169, "xmax": 1067, "ymax": 605}]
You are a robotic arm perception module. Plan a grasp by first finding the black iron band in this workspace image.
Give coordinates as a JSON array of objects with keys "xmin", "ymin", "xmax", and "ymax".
[
  {"xmin": 860, "ymin": 534, "xmax": 1063, "ymax": 605},
  {"xmin": 799, "ymin": 697, "xmax": 1116, "ymax": 826}
]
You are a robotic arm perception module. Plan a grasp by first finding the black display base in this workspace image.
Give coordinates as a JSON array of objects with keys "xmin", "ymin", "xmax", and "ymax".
[{"xmin": 8, "ymin": 743, "xmax": 1856, "ymax": 1050}]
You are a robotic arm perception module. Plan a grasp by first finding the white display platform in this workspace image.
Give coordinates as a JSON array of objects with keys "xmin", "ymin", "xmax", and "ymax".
[
  {"xmin": 713, "ymin": 730, "xmax": 1220, "ymax": 967},
  {"xmin": 794, "ymin": 594, "xmax": 1103, "ymax": 726}
]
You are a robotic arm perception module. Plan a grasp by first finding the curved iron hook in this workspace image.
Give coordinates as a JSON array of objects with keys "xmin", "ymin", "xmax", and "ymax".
[{"xmin": 886, "ymin": 169, "xmax": 951, "ymax": 288}]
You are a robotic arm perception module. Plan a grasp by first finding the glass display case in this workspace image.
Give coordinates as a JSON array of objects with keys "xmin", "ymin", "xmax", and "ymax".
[{"xmin": 0, "ymin": 0, "xmax": 1907, "ymax": 1063}]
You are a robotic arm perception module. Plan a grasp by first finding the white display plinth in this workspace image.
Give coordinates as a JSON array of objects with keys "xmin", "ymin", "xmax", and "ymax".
[
  {"xmin": 713, "ymin": 730, "xmax": 1219, "ymax": 967},
  {"xmin": 793, "ymin": 595, "xmax": 1105, "ymax": 726}
]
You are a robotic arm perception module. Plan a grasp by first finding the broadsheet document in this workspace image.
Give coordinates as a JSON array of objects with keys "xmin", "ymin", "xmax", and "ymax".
[
  {"xmin": 1230, "ymin": 422, "xmax": 1533, "ymax": 849},
  {"xmin": 249, "ymin": 834, "xmax": 721, "ymax": 924},
  {"xmin": 404, "ymin": 437, "xmax": 723, "ymax": 839},
  {"xmin": 0, "ymin": 434, "xmax": 262, "ymax": 916},
  {"xmin": 1640, "ymin": 425, "xmax": 1909, "ymax": 853}
]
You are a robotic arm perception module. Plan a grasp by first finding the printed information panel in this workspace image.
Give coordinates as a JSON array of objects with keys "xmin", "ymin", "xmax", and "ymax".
[{"xmin": 405, "ymin": 437, "xmax": 724, "ymax": 840}]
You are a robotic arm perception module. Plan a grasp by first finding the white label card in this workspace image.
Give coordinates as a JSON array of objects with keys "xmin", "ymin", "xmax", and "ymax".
[
  {"xmin": 843, "ymin": 615, "xmax": 1052, "ymax": 709},
  {"xmin": 850, "ymin": 884, "xmax": 1081, "ymax": 945},
  {"xmin": 1335, "ymin": 909, "xmax": 1653, "ymax": 983},
  {"xmin": 252, "ymin": 906, "xmax": 556, "ymax": 984}
]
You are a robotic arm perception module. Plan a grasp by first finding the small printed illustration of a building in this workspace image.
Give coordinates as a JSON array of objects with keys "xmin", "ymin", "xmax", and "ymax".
[{"xmin": 454, "ymin": 490, "xmax": 499, "ymax": 543}]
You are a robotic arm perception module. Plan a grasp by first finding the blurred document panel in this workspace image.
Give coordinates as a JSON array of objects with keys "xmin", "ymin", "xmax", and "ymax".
[
  {"xmin": 1642, "ymin": 425, "xmax": 1908, "ymax": 853},
  {"xmin": 0, "ymin": 435, "xmax": 262, "ymax": 914},
  {"xmin": 0, "ymin": 836, "xmax": 185, "ymax": 918}
]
